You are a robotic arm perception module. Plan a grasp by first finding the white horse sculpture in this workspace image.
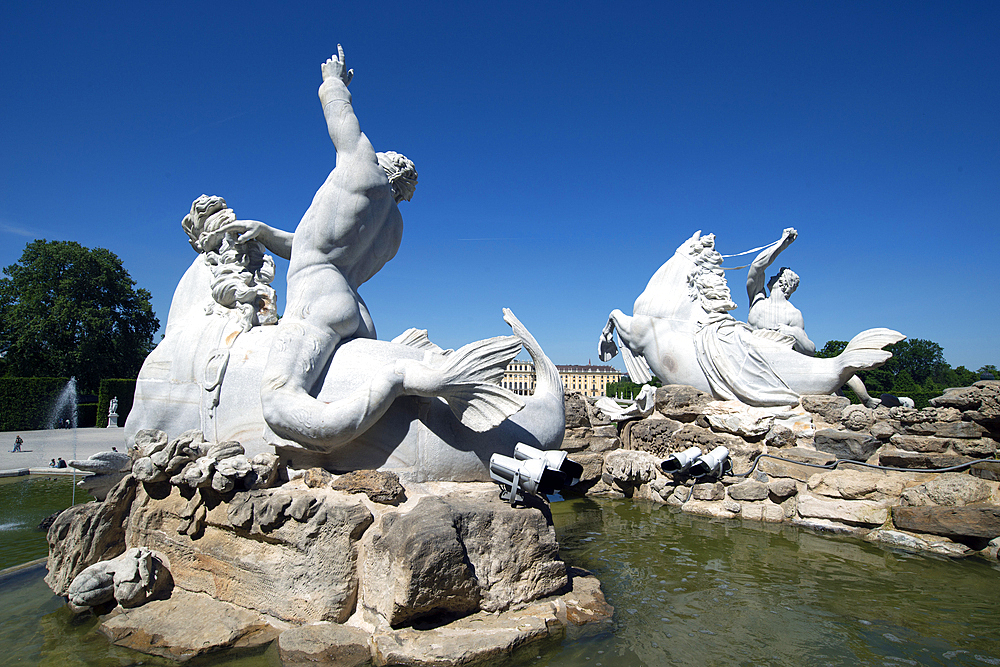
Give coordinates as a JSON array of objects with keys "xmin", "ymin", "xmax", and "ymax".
[{"xmin": 599, "ymin": 231, "xmax": 904, "ymax": 407}]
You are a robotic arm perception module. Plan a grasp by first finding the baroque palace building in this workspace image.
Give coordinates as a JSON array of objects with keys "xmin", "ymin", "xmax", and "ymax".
[{"xmin": 501, "ymin": 361, "xmax": 624, "ymax": 398}]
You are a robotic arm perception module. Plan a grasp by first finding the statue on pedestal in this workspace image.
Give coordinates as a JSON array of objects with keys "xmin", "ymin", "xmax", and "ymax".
[{"xmin": 125, "ymin": 46, "xmax": 565, "ymax": 480}]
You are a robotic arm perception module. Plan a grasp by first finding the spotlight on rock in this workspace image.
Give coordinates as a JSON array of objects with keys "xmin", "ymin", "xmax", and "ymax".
[
  {"xmin": 689, "ymin": 446, "xmax": 731, "ymax": 479},
  {"xmin": 513, "ymin": 443, "xmax": 584, "ymax": 486},
  {"xmin": 489, "ymin": 453, "xmax": 566, "ymax": 506},
  {"xmin": 660, "ymin": 446, "xmax": 704, "ymax": 475}
]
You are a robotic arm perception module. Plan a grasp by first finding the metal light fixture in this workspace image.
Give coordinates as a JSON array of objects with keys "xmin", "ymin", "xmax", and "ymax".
[
  {"xmin": 660, "ymin": 446, "xmax": 704, "ymax": 475},
  {"xmin": 689, "ymin": 446, "xmax": 731, "ymax": 479},
  {"xmin": 513, "ymin": 443, "xmax": 584, "ymax": 486},
  {"xmin": 489, "ymin": 454, "xmax": 565, "ymax": 505}
]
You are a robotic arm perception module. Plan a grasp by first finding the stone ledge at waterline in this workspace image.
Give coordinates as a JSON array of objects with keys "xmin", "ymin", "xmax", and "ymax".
[
  {"xmin": 46, "ymin": 471, "xmax": 612, "ymax": 664},
  {"xmin": 564, "ymin": 381, "xmax": 1000, "ymax": 561}
]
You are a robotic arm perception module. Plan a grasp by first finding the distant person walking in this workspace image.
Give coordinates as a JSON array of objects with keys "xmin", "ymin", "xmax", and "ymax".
[{"xmin": 11, "ymin": 435, "xmax": 23, "ymax": 452}]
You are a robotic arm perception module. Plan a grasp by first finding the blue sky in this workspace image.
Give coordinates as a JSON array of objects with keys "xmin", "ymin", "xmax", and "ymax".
[{"xmin": 1, "ymin": 1, "xmax": 997, "ymax": 371}]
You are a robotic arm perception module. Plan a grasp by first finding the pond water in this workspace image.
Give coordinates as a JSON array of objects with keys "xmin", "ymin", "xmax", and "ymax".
[
  {"xmin": 1, "ymin": 481, "xmax": 999, "ymax": 666},
  {"xmin": 0, "ymin": 475, "xmax": 87, "ymax": 571}
]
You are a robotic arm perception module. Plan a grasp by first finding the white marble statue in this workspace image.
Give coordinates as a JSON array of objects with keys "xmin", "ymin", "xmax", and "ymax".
[
  {"xmin": 125, "ymin": 46, "xmax": 566, "ymax": 481},
  {"xmin": 109, "ymin": 397, "xmax": 118, "ymax": 416},
  {"xmin": 598, "ymin": 230, "xmax": 904, "ymax": 407},
  {"xmin": 746, "ymin": 228, "xmax": 883, "ymax": 408}
]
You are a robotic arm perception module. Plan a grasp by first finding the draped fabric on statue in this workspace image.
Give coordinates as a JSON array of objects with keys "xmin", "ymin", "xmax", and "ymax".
[{"xmin": 693, "ymin": 320, "xmax": 801, "ymax": 407}]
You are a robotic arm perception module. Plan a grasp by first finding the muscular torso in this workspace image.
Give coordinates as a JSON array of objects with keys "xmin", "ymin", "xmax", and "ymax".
[
  {"xmin": 283, "ymin": 151, "xmax": 402, "ymax": 340},
  {"xmin": 748, "ymin": 293, "xmax": 805, "ymax": 332},
  {"xmin": 289, "ymin": 155, "xmax": 402, "ymax": 290}
]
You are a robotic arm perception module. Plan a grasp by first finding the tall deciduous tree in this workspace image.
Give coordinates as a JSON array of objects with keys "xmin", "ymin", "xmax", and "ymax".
[{"xmin": 0, "ymin": 240, "xmax": 160, "ymax": 392}]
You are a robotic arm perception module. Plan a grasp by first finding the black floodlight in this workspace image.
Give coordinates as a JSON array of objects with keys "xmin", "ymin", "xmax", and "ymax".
[
  {"xmin": 660, "ymin": 446, "xmax": 704, "ymax": 475},
  {"xmin": 514, "ymin": 443, "xmax": 584, "ymax": 486},
  {"xmin": 489, "ymin": 453, "xmax": 567, "ymax": 506},
  {"xmin": 689, "ymin": 446, "xmax": 731, "ymax": 479}
]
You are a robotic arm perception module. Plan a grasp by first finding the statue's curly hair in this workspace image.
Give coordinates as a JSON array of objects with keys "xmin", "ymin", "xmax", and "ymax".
[{"xmin": 376, "ymin": 151, "xmax": 418, "ymax": 202}]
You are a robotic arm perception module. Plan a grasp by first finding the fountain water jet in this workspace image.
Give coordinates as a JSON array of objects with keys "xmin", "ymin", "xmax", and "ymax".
[{"xmin": 44, "ymin": 377, "xmax": 78, "ymax": 504}]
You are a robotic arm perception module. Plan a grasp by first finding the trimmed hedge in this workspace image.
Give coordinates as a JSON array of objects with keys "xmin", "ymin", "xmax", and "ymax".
[
  {"xmin": 0, "ymin": 377, "xmax": 72, "ymax": 431},
  {"xmin": 97, "ymin": 379, "xmax": 137, "ymax": 428}
]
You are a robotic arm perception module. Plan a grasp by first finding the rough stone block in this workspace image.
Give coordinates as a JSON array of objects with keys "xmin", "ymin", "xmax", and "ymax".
[
  {"xmin": 970, "ymin": 460, "xmax": 1000, "ymax": 482},
  {"xmin": 905, "ymin": 421, "xmax": 988, "ymax": 439},
  {"xmin": 99, "ymin": 590, "xmax": 279, "ymax": 662},
  {"xmin": 889, "ymin": 434, "xmax": 951, "ymax": 453},
  {"xmin": 762, "ymin": 503, "xmax": 785, "ymax": 523},
  {"xmin": 767, "ymin": 478, "xmax": 798, "ymax": 500},
  {"xmin": 279, "ymin": 623, "xmax": 373, "ymax": 667},
  {"xmin": 765, "ymin": 424, "xmax": 797, "ymax": 448},
  {"xmin": 930, "ymin": 387, "xmax": 981, "ymax": 411},
  {"xmin": 870, "ymin": 421, "xmax": 897, "ymax": 441},
  {"xmin": 564, "ymin": 393, "xmax": 590, "ymax": 429},
  {"xmin": 626, "ymin": 419, "xmax": 683, "ymax": 455},
  {"xmin": 757, "ymin": 448, "xmax": 835, "ymax": 482},
  {"xmin": 361, "ymin": 496, "xmax": 481, "ymax": 627},
  {"xmin": 703, "ymin": 401, "xmax": 774, "ymax": 438},
  {"xmin": 796, "ymin": 493, "xmax": 888, "ymax": 526},
  {"xmin": 814, "ymin": 429, "xmax": 880, "ymax": 461},
  {"xmin": 331, "ymin": 469, "xmax": 405, "ymax": 505},
  {"xmin": 45, "ymin": 475, "xmax": 138, "ymax": 596},
  {"xmin": 800, "ymin": 395, "xmax": 850, "ymax": 425},
  {"xmin": 899, "ymin": 473, "xmax": 992, "ymax": 507},
  {"xmin": 126, "ymin": 484, "xmax": 374, "ymax": 623},
  {"xmin": 654, "ymin": 385, "xmax": 713, "ymax": 422},
  {"xmin": 603, "ymin": 449, "xmax": 659, "ymax": 486},
  {"xmin": 692, "ymin": 481, "xmax": 724, "ymax": 501},
  {"xmin": 877, "ymin": 450, "xmax": 975, "ymax": 470},
  {"xmin": 727, "ymin": 480, "xmax": 768, "ymax": 501},
  {"xmin": 893, "ymin": 505, "xmax": 1000, "ymax": 540},
  {"xmin": 952, "ymin": 438, "xmax": 998, "ymax": 457},
  {"xmin": 807, "ymin": 469, "xmax": 905, "ymax": 501}
]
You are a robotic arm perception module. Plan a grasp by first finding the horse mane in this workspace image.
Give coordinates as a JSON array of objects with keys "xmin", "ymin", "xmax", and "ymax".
[{"xmin": 633, "ymin": 231, "xmax": 737, "ymax": 321}]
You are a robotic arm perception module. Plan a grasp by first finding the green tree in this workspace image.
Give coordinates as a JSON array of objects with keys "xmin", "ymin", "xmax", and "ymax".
[
  {"xmin": 815, "ymin": 340, "xmax": 847, "ymax": 359},
  {"xmin": 0, "ymin": 240, "xmax": 159, "ymax": 392},
  {"xmin": 978, "ymin": 365, "xmax": 999, "ymax": 380}
]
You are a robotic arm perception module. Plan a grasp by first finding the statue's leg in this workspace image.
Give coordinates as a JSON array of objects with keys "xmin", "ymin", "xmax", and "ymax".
[
  {"xmin": 846, "ymin": 374, "xmax": 880, "ymax": 408},
  {"xmin": 260, "ymin": 267, "xmax": 406, "ymax": 450},
  {"xmin": 260, "ymin": 318, "xmax": 406, "ymax": 449}
]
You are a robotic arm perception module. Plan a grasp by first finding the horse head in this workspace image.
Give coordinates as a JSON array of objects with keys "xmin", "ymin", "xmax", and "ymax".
[{"xmin": 632, "ymin": 231, "xmax": 737, "ymax": 331}]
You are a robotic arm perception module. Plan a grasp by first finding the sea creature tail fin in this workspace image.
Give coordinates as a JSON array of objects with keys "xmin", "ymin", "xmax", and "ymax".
[
  {"xmin": 503, "ymin": 308, "xmax": 561, "ymax": 395},
  {"xmin": 391, "ymin": 328, "xmax": 452, "ymax": 355},
  {"xmin": 838, "ymin": 328, "xmax": 906, "ymax": 373},
  {"xmin": 435, "ymin": 334, "xmax": 525, "ymax": 432}
]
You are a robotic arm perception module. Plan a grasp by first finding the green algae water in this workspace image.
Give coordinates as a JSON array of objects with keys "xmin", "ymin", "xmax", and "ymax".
[
  {"xmin": 539, "ymin": 498, "xmax": 1000, "ymax": 666},
  {"xmin": 1, "ymin": 490, "xmax": 999, "ymax": 666},
  {"xmin": 0, "ymin": 475, "xmax": 89, "ymax": 571}
]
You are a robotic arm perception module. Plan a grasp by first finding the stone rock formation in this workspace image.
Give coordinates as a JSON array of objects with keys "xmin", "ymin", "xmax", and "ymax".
[{"xmin": 565, "ymin": 382, "xmax": 1000, "ymax": 561}]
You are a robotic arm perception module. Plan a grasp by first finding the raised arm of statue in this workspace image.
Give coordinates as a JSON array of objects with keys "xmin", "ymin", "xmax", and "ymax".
[
  {"xmin": 746, "ymin": 227, "xmax": 797, "ymax": 306},
  {"xmin": 214, "ymin": 219, "xmax": 294, "ymax": 260},
  {"xmin": 318, "ymin": 44, "xmax": 373, "ymax": 159}
]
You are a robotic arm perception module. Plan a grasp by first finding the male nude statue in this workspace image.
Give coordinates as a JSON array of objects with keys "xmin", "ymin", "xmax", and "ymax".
[
  {"xmin": 747, "ymin": 228, "xmax": 881, "ymax": 408},
  {"xmin": 215, "ymin": 46, "xmax": 442, "ymax": 447}
]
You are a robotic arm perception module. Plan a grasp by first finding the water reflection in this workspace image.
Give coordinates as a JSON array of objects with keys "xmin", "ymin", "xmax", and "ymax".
[
  {"xmin": 538, "ymin": 498, "xmax": 1000, "ymax": 666},
  {"xmin": 2, "ymin": 488, "xmax": 999, "ymax": 666},
  {"xmin": 0, "ymin": 475, "xmax": 87, "ymax": 570}
]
